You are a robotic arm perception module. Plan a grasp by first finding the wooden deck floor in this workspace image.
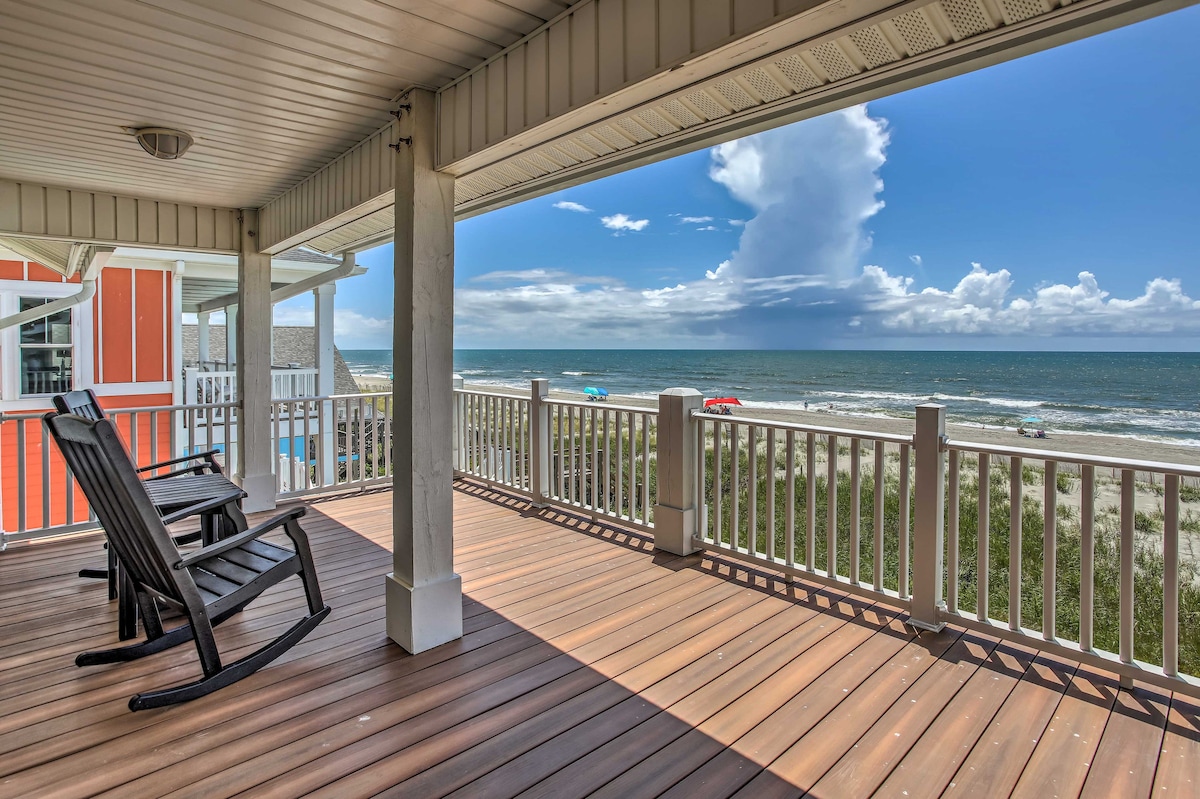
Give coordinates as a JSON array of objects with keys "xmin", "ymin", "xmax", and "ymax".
[{"xmin": 1, "ymin": 480, "xmax": 1197, "ymax": 798}]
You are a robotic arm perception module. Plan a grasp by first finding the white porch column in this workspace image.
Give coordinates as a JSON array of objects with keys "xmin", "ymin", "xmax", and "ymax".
[
  {"xmin": 653, "ymin": 388, "xmax": 704, "ymax": 555},
  {"xmin": 197, "ymin": 310, "xmax": 211, "ymax": 365},
  {"xmin": 385, "ymin": 89, "xmax": 462, "ymax": 654},
  {"xmin": 171, "ymin": 261, "xmax": 185, "ymax": 405},
  {"xmin": 225, "ymin": 304, "xmax": 237, "ymax": 367},
  {"xmin": 911, "ymin": 403, "xmax": 947, "ymax": 631},
  {"xmin": 314, "ymin": 282, "xmax": 337, "ymax": 485},
  {"xmin": 235, "ymin": 210, "xmax": 275, "ymax": 512}
]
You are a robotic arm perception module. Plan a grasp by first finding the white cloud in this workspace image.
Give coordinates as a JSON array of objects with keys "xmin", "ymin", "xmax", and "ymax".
[
  {"xmin": 680, "ymin": 215, "xmax": 713, "ymax": 224},
  {"xmin": 600, "ymin": 213, "xmax": 650, "ymax": 232},
  {"xmin": 696, "ymin": 225, "xmax": 719, "ymax": 231},
  {"xmin": 728, "ymin": 219, "xmax": 747, "ymax": 227},
  {"xmin": 553, "ymin": 200, "xmax": 592, "ymax": 213},
  {"xmin": 709, "ymin": 105, "xmax": 889, "ymax": 282},
  {"xmin": 272, "ymin": 305, "xmax": 392, "ymax": 348},
  {"xmin": 454, "ymin": 105, "xmax": 1200, "ymax": 348}
]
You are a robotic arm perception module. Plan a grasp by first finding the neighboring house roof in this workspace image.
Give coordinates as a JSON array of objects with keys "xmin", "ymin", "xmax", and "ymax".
[
  {"xmin": 182, "ymin": 325, "xmax": 359, "ymax": 396},
  {"xmin": 275, "ymin": 247, "xmax": 341, "ymax": 266}
]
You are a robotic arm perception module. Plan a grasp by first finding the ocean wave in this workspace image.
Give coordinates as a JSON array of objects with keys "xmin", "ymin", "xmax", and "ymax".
[
  {"xmin": 459, "ymin": 369, "xmax": 490, "ymax": 375},
  {"xmin": 562, "ymin": 370, "xmax": 601, "ymax": 376}
]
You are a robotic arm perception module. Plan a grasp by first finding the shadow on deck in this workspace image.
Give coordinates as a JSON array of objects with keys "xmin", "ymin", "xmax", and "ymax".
[{"xmin": 0, "ymin": 480, "xmax": 1196, "ymax": 798}]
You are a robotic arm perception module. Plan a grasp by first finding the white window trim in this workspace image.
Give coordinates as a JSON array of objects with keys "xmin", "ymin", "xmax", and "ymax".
[{"xmin": 0, "ymin": 279, "xmax": 94, "ymax": 407}]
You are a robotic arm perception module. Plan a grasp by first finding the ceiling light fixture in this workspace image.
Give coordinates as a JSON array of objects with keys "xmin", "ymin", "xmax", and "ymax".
[{"xmin": 125, "ymin": 127, "xmax": 193, "ymax": 160}]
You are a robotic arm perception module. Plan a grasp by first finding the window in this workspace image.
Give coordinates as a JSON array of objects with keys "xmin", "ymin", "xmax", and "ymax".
[{"xmin": 19, "ymin": 298, "xmax": 73, "ymax": 396}]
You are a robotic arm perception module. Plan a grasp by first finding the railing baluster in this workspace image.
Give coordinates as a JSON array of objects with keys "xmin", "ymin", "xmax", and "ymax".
[
  {"xmin": 17, "ymin": 420, "xmax": 27, "ymax": 533},
  {"xmin": 604, "ymin": 410, "xmax": 612, "ymax": 515},
  {"xmin": 785, "ymin": 430, "xmax": 795, "ymax": 567},
  {"xmin": 747, "ymin": 425, "xmax": 757, "ymax": 557},
  {"xmin": 41, "ymin": 421, "xmax": 51, "ymax": 529},
  {"xmin": 640, "ymin": 413, "xmax": 650, "ymax": 524},
  {"xmin": 615, "ymin": 411, "xmax": 624, "ymax": 519},
  {"xmin": 149, "ymin": 412, "xmax": 159, "ymax": 473},
  {"xmin": 806, "ymin": 432, "xmax": 816, "ymax": 571},
  {"xmin": 978, "ymin": 455, "xmax": 990, "ymax": 621},
  {"xmin": 898, "ymin": 443, "xmax": 910, "ymax": 599},
  {"xmin": 1120, "ymin": 468, "xmax": 1134, "ymax": 665},
  {"xmin": 556, "ymin": 404, "xmax": 565, "ymax": 500},
  {"xmin": 947, "ymin": 449, "xmax": 960, "ymax": 612},
  {"xmin": 696, "ymin": 415, "xmax": 706, "ymax": 540},
  {"xmin": 827, "ymin": 434, "xmax": 838, "ymax": 578},
  {"xmin": 873, "ymin": 441, "xmax": 884, "ymax": 592},
  {"xmin": 730, "ymin": 423, "xmax": 740, "ymax": 549},
  {"xmin": 1009, "ymin": 455, "xmax": 1023, "ymax": 630},
  {"xmin": 590, "ymin": 407, "xmax": 599, "ymax": 510},
  {"xmin": 712, "ymin": 419, "xmax": 722, "ymax": 544},
  {"xmin": 128, "ymin": 411, "xmax": 139, "ymax": 467},
  {"xmin": 766, "ymin": 428, "xmax": 776, "ymax": 562},
  {"xmin": 850, "ymin": 438, "xmax": 861, "ymax": 585},
  {"xmin": 1164, "ymin": 473, "xmax": 1180, "ymax": 677},
  {"xmin": 627, "ymin": 411, "xmax": 635, "ymax": 520},
  {"xmin": 1043, "ymin": 460, "xmax": 1057, "ymax": 641}
]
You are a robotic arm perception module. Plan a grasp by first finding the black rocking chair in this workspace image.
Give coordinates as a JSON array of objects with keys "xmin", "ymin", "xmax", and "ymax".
[
  {"xmin": 54, "ymin": 389, "xmax": 227, "ymax": 592},
  {"xmin": 44, "ymin": 413, "xmax": 330, "ymax": 711}
]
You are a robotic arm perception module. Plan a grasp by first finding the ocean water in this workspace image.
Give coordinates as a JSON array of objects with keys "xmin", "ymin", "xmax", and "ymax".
[{"xmin": 339, "ymin": 349, "xmax": 1200, "ymax": 446}]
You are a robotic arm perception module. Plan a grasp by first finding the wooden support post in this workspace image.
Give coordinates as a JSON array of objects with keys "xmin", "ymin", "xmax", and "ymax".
[
  {"xmin": 170, "ymin": 261, "xmax": 184, "ymax": 405},
  {"xmin": 196, "ymin": 310, "xmax": 210, "ymax": 365},
  {"xmin": 224, "ymin": 304, "xmax": 237, "ymax": 366},
  {"xmin": 385, "ymin": 89, "xmax": 462, "ymax": 654},
  {"xmin": 653, "ymin": 388, "xmax": 703, "ymax": 555},
  {"xmin": 235, "ymin": 210, "xmax": 275, "ymax": 512},
  {"xmin": 911, "ymin": 403, "xmax": 947, "ymax": 631}
]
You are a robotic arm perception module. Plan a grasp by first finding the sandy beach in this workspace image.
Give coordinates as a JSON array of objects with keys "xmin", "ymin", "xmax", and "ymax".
[{"xmin": 355, "ymin": 375, "xmax": 1200, "ymax": 466}]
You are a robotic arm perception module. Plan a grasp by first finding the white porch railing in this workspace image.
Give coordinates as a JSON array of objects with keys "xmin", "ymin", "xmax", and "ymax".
[
  {"xmin": 184, "ymin": 366, "xmax": 318, "ymax": 413},
  {"xmin": 452, "ymin": 383, "xmax": 1200, "ymax": 698},
  {"xmin": 4, "ymin": 375, "xmax": 1199, "ymax": 697}
]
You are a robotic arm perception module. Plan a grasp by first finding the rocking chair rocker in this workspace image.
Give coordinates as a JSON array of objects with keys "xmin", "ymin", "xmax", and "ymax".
[{"xmin": 44, "ymin": 413, "xmax": 330, "ymax": 711}]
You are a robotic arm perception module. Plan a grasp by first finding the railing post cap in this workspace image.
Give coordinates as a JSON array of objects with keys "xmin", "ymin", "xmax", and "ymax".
[
  {"xmin": 660, "ymin": 387, "xmax": 703, "ymax": 398},
  {"xmin": 916, "ymin": 403, "xmax": 946, "ymax": 412}
]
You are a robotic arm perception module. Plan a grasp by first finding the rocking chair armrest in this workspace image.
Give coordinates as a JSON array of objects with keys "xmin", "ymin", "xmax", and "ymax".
[
  {"xmin": 174, "ymin": 507, "xmax": 307, "ymax": 569},
  {"xmin": 138, "ymin": 450, "xmax": 222, "ymax": 477},
  {"xmin": 159, "ymin": 489, "xmax": 247, "ymax": 526}
]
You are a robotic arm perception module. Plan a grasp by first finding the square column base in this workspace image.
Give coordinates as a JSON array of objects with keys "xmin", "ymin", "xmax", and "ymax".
[
  {"xmin": 236, "ymin": 473, "xmax": 277, "ymax": 513},
  {"xmin": 385, "ymin": 572, "xmax": 463, "ymax": 654},
  {"xmin": 652, "ymin": 504, "xmax": 699, "ymax": 555}
]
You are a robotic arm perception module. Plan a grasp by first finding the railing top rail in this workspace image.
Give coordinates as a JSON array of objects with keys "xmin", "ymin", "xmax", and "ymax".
[
  {"xmin": 546, "ymin": 397, "xmax": 657, "ymax": 414},
  {"xmin": 0, "ymin": 400, "xmax": 242, "ymax": 421},
  {"xmin": 692, "ymin": 410, "xmax": 914, "ymax": 445},
  {"xmin": 454, "ymin": 387, "xmax": 529, "ymax": 400},
  {"xmin": 945, "ymin": 437, "xmax": 1200, "ymax": 478},
  {"xmin": 271, "ymin": 391, "xmax": 390, "ymax": 402}
]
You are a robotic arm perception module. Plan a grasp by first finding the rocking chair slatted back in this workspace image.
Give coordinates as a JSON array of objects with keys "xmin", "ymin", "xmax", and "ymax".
[
  {"xmin": 52, "ymin": 388, "xmax": 105, "ymax": 420},
  {"xmin": 44, "ymin": 413, "xmax": 187, "ymax": 604}
]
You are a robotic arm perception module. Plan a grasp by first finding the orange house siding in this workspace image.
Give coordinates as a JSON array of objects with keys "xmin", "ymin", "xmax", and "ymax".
[
  {"xmin": 1, "ymin": 393, "xmax": 173, "ymax": 533},
  {"xmin": 135, "ymin": 269, "xmax": 166, "ymax": 382},
  {"xmin": 0, "ymin": 260, "xmax": 23, "ymax": 280},
  {"xmin": 26, "ymin": 262, "xmax": 65, "ymax": 283},
  {"xmin": 99, "ymin": 268, "xmax": 133, "ymax": 383}
]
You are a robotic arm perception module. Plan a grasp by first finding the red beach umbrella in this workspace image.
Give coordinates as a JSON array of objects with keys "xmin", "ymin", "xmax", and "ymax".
[{"xmin": 704, "ymin": 397, "xmax": 743, "ymax": 407}]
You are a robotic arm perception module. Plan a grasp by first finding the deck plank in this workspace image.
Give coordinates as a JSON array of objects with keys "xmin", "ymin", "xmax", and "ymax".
[{"xmin": 0, "ymin": 480, "xmax": 1193, "ymax": 799}]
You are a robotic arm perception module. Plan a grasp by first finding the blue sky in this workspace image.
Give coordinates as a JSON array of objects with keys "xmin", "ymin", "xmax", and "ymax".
[{"xmin": 278, "ymin": 4, "xmax": 1200, "ymax": 351}]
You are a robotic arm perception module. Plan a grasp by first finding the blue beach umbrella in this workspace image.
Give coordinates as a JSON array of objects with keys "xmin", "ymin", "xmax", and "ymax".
[{"xmin": 584, "ymin": 387, "xmax": 609, "ymax": 401}]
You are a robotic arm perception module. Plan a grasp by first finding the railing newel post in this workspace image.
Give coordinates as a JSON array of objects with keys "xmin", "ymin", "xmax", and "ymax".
[
  {"xmin": 911, "ymin": 403, "xmax": 947, "ymax": 631},
  {"xmin": 530, "ymin": 379, "xmax": 550, "ymax": 506},
  {"xmin": 652, "ymin": 388, "xmax": 703, "ymax": 555}
]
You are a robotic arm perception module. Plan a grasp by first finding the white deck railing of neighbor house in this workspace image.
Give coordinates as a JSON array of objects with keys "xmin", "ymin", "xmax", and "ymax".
[
  {"xmin": 271, "ymin": 392, "xmax": 393, "ymax": 498},
  {"xmin": 184, "ymin": 367, "xmax": 318, "ymax": 419}
]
